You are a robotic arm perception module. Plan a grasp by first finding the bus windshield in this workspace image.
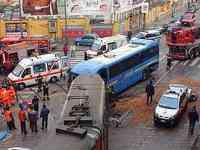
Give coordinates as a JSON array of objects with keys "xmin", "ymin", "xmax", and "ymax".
[
  {"xmin": 12, "ymin": 64, "xmax": 24, "ymax": 77},
  {"xmin": 91, "ymin": 40, "xmax": 101, "ymax": 51}
]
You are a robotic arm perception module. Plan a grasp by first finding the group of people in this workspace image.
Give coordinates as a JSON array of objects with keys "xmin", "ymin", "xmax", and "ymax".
[{"xmin": 3, "ymin": 95, "xmax": 50, "ymax": 136}]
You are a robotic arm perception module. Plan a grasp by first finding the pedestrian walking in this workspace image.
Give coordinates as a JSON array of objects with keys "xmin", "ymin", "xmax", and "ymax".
[
  {"xmin": 28, "ymin": 106, "xmax": 38, "ymax": 133},
  {"xmin": 3, "ymin": 105, "xmax": 16, "ymax": 131},
  {"xmin": 188, "ymin": 106, "xmax": 199, "ymax": 135},
  {"xmin": 18, "ymin": 105, "xmax": 27, "ymax": 135},
  {"xmin": 166, "ymin": 58, "xmax": 172, "ymax": 70},
  {"xmin": 127, "ymin": 31, "xmax": 133, "ymax": 41},
  {"xmin": 36, "ymin": 74, "xmax": 43, "ymax": 92},
  {"xmin": 84, "ymin": 51, "xmax": 88, "ymax": 60},
  {"xmin": 40, "ymin": 104, "xmax": 50, "ymax": 130},
  {"xmin": 32, "ymin": 95, "xmax": 39, "ymax": 112},
  {"xmin": 63, "ymin": 42, "xmax": 69, "ymax": 56},
  {"xmin": 145, "ymin": 80, "xmax": 155, "ymax": 105},
  {"xmin": 43, "ymin": 81, "xmax": 49, "ymax": 101}
]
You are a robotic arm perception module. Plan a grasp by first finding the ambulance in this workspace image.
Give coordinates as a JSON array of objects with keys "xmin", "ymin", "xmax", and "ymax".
[
  {"xmin": 8, "ymin": 53, "xmax": 68, "ymax": 90},
  {"xmin": 86, "ymin": 34, "xmax": 127, "ymax": 59}
]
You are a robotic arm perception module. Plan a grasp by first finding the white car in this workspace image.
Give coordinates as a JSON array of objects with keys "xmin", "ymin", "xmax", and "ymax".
[{"xmin": 154, "ymin": 84, "xmax": 192, "ymax": 127}]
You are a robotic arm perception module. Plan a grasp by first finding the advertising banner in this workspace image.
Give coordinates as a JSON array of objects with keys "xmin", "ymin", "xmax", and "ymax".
[{"xmin": 22, "ymin": 0, "xmax": 58, "ymax": 15}]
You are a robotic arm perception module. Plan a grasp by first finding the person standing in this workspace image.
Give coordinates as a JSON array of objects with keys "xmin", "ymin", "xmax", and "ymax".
[
  {"xmin": 18, "ymin": 105, "xmax": 27, "ymax": 135},
  {"xmin": 28, "ymin": 106, "xmax": 38, "ymax": 133},
  {"xmin": 37, "ymin": 74, "xmax": 43, "ymax": 92},
  {"xmin": 4, "ymin": 106, "xmax": 16, "ymax": 131},
  {"xmin": 40, "ymin": 104, "xmax": 50, "ymax": 130},
  {"xmin": 188, "ymin": 106, "xmax": 199, "ymax": 135},
  {"xmin": 145, "ymin": 80, "xmax": 155, "ymax": 105},
  {"xmin": 32, "ymin": 95, "xmax": 39, "ymax": 112},
  {"xmin": 63, "ymin": 42, "xmax": 69, "ymax": 56},
  {"xmin": 43, "ymin": 81, "xmax": 49, "ymax": 101}
]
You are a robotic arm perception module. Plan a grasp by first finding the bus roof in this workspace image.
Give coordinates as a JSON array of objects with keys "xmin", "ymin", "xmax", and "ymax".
[
  {"xmin": 71, "ymin": 39, "xmax": 158, "ymax": 74},
  {"xmin": 19, "ymin": 53, "xmax": 59, "ymax": 67}
]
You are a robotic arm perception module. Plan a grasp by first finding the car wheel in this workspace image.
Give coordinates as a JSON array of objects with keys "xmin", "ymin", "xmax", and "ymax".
[
  {"xmin": 17, "ymin": 83, "xmax": 26, "ymax": 90},
  {"xmin": 50, "ymin": 76, "xmax": 58, "ymax": 83},
  {"xmin": 154, "ymin": 120, "xmax": 159, "ymax": 127}
]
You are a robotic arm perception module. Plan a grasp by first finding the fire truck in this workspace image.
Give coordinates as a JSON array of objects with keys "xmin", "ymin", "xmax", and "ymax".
[
  {"xmin": 166, "ymin": 12, "xmax": 200, "ymax": 60},
  {"xmin": 0, "ymin": 35, "xmax": 52, "ymax": 73}
]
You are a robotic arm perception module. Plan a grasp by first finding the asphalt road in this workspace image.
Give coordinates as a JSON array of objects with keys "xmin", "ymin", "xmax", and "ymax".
[{"xmin": 1, "ymin": 2, "xmax": 200, "ymax": 150}]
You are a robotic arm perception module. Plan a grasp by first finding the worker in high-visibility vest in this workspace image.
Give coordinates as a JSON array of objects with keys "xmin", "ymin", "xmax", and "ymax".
[{"xmin": 4, "ymin": 106, "xmax": 16, "ymax": 131}]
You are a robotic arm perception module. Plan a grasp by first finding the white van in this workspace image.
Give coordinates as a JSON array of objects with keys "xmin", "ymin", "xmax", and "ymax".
[
  {"xmin": 8, "ymin": 53, "xmax": 68, "ymax": 89},
  {"xmin": 86, "ymin": 34, "xmax": 127, "ymax": 59}
]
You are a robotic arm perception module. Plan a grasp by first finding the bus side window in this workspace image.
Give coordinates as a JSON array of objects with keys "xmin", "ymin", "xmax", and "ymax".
[
  {"xmin": 21, "ymin": 68, "xmax": 31, "ymax": 78},
  {"xmin": 98, "ymin": 68, "xmax": 108, "ymax": 83},
  {"xmin": 33, "ymin": 63, "xmax": 46, "ymax": 74}
]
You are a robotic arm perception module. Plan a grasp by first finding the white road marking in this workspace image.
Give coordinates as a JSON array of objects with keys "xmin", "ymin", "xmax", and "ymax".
[
  {"xmin": 183, "ymin": 60, "xmax": 190, "ymax": 66},
  {"xmin": 189, "ymin": 57, "xmax": 200, "ymax": 67},
  {"xmin": 155, "ymin": 61, "xmax": 178, "ymax": 86},
  {"xmin": 160, "ymin": 55, "xmax": 166, "ymax": 62}
]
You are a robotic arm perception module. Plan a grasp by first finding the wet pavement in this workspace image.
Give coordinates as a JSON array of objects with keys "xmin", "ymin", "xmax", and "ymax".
[{"xmin": 0, "ymin": 2, "xmax": 200, "ymax": 150}]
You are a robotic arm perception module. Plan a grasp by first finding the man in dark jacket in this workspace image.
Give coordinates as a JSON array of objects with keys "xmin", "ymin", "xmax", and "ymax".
[
  {"xmin": 43, "ymin": 81, "xmax": 49, "ymax": 101},
  {"xmin": 145, "ymin": 80, "xmax": 155, "ymax": 105},
  {"xmin": 37, "ymin": 74, "xmax": 43, "ymax": 92},
  {"xmin": 32, "ymin": 95, "xmax": 39, "ymax": 112},
  {"xmin": 40, "ymin": 104, "xmax": 50, "ymax": 130},
  {"xmin": 188, "ymin": 106, "xmax": 199, "ymax": 135}
]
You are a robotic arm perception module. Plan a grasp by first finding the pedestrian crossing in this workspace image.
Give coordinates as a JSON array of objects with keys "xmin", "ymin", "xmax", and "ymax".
[
  {"xmin": 68, "ymin": 50, "xmax": 85, "ymax": 68},
  {"xmin": 178, "ymin": 57, "xmax": 200, "ymax": 68}
]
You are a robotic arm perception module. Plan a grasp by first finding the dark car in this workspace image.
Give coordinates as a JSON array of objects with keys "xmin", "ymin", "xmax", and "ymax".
[
  {"xmin": 75, "ymin": 34, "xmax": 99, "ymax": 47},
  {"xmin": 130, "ymin": 30, "xmax": 161, "ymax": 43},
  {"xmin": 154, "ymin": 84, "xmax": 192, "ymax": 127}
]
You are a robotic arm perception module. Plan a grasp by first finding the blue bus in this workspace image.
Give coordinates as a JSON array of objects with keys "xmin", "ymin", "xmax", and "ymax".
[{"xmin": 70, "ymin": 38, "xmax": 159, "ymax": 94}]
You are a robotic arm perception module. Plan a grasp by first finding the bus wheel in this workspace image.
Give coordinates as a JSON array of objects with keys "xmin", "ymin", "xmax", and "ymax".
[
  {"xmin": 143, "ymin": 69, "xmax": 150, "ymax": 80},
  {"xmin": 17, "ymin": 83, "xmax": 25, "ymax": 90},
  {"xmin": 50, "ymin": 76, "xmax": 58, "ymax": 83}
]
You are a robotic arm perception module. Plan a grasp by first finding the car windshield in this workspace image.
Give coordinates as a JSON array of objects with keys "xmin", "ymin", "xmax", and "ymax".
[
  {"xmin": 12, "ymin": 64, "xmax": 24, "ymax": 77},
  {"xmin": 91, "ymin": 40, "xmax": 101, "ymax": 51},
  {"xmin": 159, "ymin": 96, "xmax": 178, "ymax": 109}
]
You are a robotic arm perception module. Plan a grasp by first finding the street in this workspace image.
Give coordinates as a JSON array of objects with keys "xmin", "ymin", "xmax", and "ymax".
[{"xmin": 1, "ymin": 2, "xmax": 200, "ymax": 150}]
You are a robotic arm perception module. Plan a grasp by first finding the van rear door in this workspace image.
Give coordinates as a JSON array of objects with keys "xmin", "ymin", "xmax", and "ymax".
[{"xmin": 61, "ymin": 56, "xmax": 69, "ymax": 77}]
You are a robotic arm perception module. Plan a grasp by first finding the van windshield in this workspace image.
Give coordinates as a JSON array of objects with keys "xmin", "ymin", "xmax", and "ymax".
[
  {"xmin": 91, "ymin": 40, "xmax": 101, "ymax": 51},
  {"xmin": 12, "ymin": 64, "xmax": 24, "ymax": 77}
]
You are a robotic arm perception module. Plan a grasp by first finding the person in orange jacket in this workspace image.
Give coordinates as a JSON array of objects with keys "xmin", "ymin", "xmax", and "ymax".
[
  {"xmin": 4, "ymin": 105, "xmax": 16, "ymax": 131},
  {"xmin": 18, "ymin": 105, "xmax": 27, "ymax": 135}
]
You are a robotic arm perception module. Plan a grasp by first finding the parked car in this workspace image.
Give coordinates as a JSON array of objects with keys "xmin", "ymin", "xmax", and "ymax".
[
  {"xmin": 130, "ymin": 30, "xmax": 161, "ymax": 43},
  {"xmin": 75, "ymin": 34, "xmax": 99, "ymax": 46},
  {"xmin": 154, "ymin": 84, "xmax": 192, "ymax": 127}
]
